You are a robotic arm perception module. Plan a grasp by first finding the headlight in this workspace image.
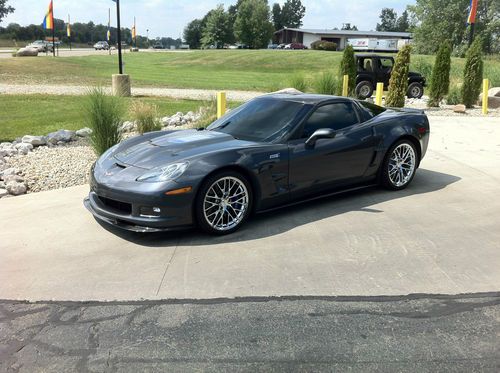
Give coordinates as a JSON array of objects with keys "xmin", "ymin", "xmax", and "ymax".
[{"xmin": 136, "ymin": 162, "xmax": 189, "ymax": 183}]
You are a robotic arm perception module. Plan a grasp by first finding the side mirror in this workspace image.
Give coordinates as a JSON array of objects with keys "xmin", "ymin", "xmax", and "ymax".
[{"xmin": 305, "ymin": 128, "xmax": 336, "ymax": 148}]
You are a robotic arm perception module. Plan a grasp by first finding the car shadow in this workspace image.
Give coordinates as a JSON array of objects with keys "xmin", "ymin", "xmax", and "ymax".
[{"xmin": 97, "ymin": 169, "xmax": 461, "ymax": 247}]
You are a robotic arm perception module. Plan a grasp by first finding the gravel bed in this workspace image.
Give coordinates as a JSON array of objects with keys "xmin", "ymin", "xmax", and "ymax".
[{"xmin": 7, "ymin": 138, "xmax": 96, "ymax": 193}]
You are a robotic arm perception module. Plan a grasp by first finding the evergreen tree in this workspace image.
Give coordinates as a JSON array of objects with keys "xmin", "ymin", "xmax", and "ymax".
[
  {"xmin": 395, "ymin": 10, "xmax": 410, "ymax": 32},
  {"xmin": 376, "ymin": 8, "xmax": 398, "ymax": 31},
  {"xmin": 337, "ymin": 45, "xmax": 356, "ymax": 96},
  {"xmin": 280, "ymin": 0, "xmax": 306, "ymax": 28},
  {"xmin": 461, "ymin": 38, "xmax": 483, "ymax": 108},
  {"xmin": 272, "ymin": 3, "xmax": 283, "ymax": 30},
  {"xmin": 386, "ymin": 45, "xmax": 412, "ymax": 107},
  {"xmin": 428, "ymin": 40, "xmax": 452, "ymax": 107}
]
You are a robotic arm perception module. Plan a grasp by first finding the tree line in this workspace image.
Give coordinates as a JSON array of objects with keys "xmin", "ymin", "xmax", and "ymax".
[{"xmin": 183, "ymin": 0, "xmax": 306, "ymax": 49}]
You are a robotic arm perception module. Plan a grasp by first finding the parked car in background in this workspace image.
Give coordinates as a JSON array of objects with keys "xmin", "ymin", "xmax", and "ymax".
[
  {"xmin": 267, "ymin": 44, "xmax": 279, "ymax": 49},
  {"xmin": 284, "ymin": 43, "xmax": 307, "ymax": 50},
  {"xmin": 355, "ymin": 54, "xmax": 426, "ymax": 99},
  {"xmin": 277, "ymin": 43, "xmax": 286, "ymax": 49},
  {"xmin": 26, "ymin": 40, "xmax": 53, "ymax": 52},
  {"xmin": 94, "ymin": 41, "xmax": 110, "ymax": 50},
  {"xmin": 153, "ymin": 42, "xmax": 164, "ymax": 49}
]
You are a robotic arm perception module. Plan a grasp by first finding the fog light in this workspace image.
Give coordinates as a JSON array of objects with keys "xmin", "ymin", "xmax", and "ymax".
[{"xmin": 140, "ymin": 206, "xmax": 161, "ymax": 217}]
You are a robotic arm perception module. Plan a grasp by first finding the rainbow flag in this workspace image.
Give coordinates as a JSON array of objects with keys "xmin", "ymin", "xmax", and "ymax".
[
  {"xmin": 467, "ymin": 0, "xmax": 478, "ymax": 24},
  {"xmin": 67, "ymin": 23, "xmax": 71, "ymax": 37},
  {"xmin": 42, "ymin": 0, "xmax": 54, "ymax": 30}
]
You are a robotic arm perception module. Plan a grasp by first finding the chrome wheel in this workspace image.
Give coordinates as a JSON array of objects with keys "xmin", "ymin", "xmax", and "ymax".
[
  {"xmin": 203, "ymin": 176, "xmax": 249, "ymax": 231},
  {"xmin": 388, "ymin": 143, "xmax": 416, "ymax": 187}
]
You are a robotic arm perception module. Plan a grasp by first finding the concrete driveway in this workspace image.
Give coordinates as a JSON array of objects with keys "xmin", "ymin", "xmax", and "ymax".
[{"xmin": 1, "ymin": 117, "xmax": 499, "ymax": 301}]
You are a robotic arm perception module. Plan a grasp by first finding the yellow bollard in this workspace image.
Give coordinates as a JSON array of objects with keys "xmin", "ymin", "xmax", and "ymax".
[
  {"xmin": 482, "ymin": 79, "xmax": 489, "ymax": 115},
  {"xmin": 375, "ymin": 82, "xmax": 384, "ymax": 106},
  {"xmin": 342, "ymin": 74, "xmax": 349, "ymax": 96},
  {"xmin": 217, "ymin": 91, "xmax": 226, "ymax": 119}
]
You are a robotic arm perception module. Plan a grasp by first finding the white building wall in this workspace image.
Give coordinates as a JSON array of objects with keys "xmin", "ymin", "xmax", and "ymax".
[{"xmin": 303, "ymin": 33, "xmax": 320, "ymax": 48}]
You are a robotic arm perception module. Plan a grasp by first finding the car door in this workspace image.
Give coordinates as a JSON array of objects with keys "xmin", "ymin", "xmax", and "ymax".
[{"xmin": 288, "ymin": 101, "xmax": 378, "ymax": 198}]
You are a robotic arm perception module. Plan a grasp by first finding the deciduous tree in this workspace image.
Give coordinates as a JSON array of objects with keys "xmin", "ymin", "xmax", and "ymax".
[
  {"xmin": 201, "ymin": 4, "xmax": 232, "ymax": 49},
  {"xmin": 234, "ymin": 0, "xmax": 274, "ymax": 49},
  {"xmin": 183, "ymin": 19, "xmax": 203, "ymax": 49},
  {"xmin": 0, "ymin": 0, "xmax": 14, "ymax": 24}
]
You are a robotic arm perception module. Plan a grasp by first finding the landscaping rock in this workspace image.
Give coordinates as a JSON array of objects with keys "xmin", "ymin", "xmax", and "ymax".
[
  {"xmin": 273, "ymin": 87, "xmax": 304, "ymax": 95},
  {"xmin": 76, "ymin": 127, "xmax": 92, "ymax": 137},
  {"xmin": 47, "ymin": 129, "xmax": 76, "ymax": 144},
  {"xmin": 119, "ymin": 121, "xmax": 136, "ymax": 132},
  {"xmin": 453, "ymin": 104, "xmax": 467, "ymax": 113},
  {"xmin": 16, "ymin": 47, "xmax": 38, "ymax": 57},
  {"xmin": 15, "ymin": 143, "xmax": 33, "ymax": 155},
  {"xmin": 22, "ymin": 135, "xmax": 46, "ymax": 146},
  {"xmin": 6, "ymin": 181, "xmax": 27, "ymax": 195},
  {"xmin": 488, "ymin": 87, "xmax": 500, "ymax": 97},
  {"xmin": 3, "ymin": 174, "xmax": 24, "ymax": 184},
  {"xmin": 0, "ymin": 188, "xmax": 8, "ymax": 198},
  {"xmin": 478, "ymin": 94, "xmax": 500, "ymax": 109},
  {"xmin": 0, "ymin": 167, "xmax": 20, "ymax": 179}
]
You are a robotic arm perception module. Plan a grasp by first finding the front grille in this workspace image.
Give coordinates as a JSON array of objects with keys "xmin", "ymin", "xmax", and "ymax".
[{"xmin": 98, "ymin": 196, "xmax": 132, "ymax": 214}]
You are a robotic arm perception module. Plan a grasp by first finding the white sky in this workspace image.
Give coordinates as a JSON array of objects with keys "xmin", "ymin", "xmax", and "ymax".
[{"xmin": 2, "ymin": 0, "xmax": 412, "ymax": 39}]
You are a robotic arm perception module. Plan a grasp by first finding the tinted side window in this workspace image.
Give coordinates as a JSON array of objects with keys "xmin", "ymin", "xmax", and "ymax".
[
  {"xmin": 358, "ymin": 101, "xmax": 386, "ymax": 119},
  {"xmin": 301, "ymin": 103, "xmax": 359, "ymax": 138}
]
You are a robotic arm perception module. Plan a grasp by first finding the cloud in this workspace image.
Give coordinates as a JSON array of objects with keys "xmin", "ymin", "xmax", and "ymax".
[{"xmin": 1, "ymin": 0, "xmax": 413, "ymax": 38}]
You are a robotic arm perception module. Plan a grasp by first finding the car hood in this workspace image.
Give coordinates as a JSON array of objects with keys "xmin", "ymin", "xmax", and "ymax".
[{"xmin": 113, "ymin": 129, "xmax": 257, "ymax": 170}]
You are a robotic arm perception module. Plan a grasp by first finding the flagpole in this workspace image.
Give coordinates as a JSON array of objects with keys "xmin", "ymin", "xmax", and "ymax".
[
  {"xmin": 116, "ymin": 0, "xmax": 123, "ymax": 74},
  {"xmin": 134, "ymin": 17, "xmax": 137, "ymax": 49},
  {"xmin": 52, "ymin": 1, "xmax": 55, "ymax": 57},
  {"xmin": 468, "ymin": 23, "xmax": 475, "ymax": 46},
  {"xmin": 108, "ymin": 8, "xmax": 111, "ymax": 55}
]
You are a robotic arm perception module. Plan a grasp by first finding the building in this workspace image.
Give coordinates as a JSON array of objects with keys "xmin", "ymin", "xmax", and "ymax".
[{"xmin": 274, "ymin": 28, "xmax": 412, "ymax": 50}]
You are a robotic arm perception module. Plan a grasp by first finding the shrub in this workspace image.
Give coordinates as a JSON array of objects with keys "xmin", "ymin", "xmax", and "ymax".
[
  {"xmin": 84, "ymin": 87, "xmax": 124, "ymax": 155},
  {"xmin": 195, "ymin": 97, "xmax": 218, "ymax": 129},
  {"xmin": 288, "ymin": 73, "xmax": 308, "ymax": 92},
  {"xmin": 461, "ymin": 38, "xmax": 483, "ymax": 108},
  {"xmin": 314, "ymin": 71, "xmax": 338, "ymax": 95},
  {"xmin": 337, "ymin": 45, "xmax": 356, "ymax": 95},
  {"xmin": 129, "ymin": 101, "xmax": 161, "ymax": 134},
  {"xmin": 386, "ymin": 45, "xmax": 412, "ymax": 107},
  {"xmin": 428, "ymin": 41, "xmax": 452, "ymax": 107},
  {"xmin": 445, "ymin": 85, "xmax": 461, "ymax": 105},
  {"xmin": 311, "ymin": 40, "xmax": 337, "ymax": 51}
]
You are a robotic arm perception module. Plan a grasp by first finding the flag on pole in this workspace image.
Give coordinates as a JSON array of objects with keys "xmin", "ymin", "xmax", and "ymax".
[
  {"xmin": 132, "ymin": 18, "xmax": 136, "ymax": 40},
  {"xmin": 107, "ymin": 8, "xmax": 111, "ymax": 41},
  {"xmin": 67, "ymin": 22, "xmax": 71, "ymax": 37},
  {"xmin": 42, "ymin": 0, "xmax": 54, "ymax": 30},
  {"xmin": 467, "ymin": 0, "xmax": 478, "ymax": 24}
]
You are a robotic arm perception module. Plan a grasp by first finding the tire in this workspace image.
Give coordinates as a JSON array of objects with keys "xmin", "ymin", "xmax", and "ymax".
[
  {"xmin": 407, "ymin": 82, "xmax": 424, "ymax": 99},
  {"xmin": 355, "ymin": 81, "xmax": 374, "ymax": 99},
  {"xmin": 380, "ymin": 140, "xmax": 418, "ymax": 190},
  {"xmin": 195, "ymin": 170, "xmax": 253, "ymax": 235}
]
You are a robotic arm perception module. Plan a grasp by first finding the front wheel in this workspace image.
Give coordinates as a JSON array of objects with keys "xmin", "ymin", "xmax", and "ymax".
[
  {"xmin": 407, "ymin": 82, "xmax": 424, "ymax": 99},
  {"xmin": 195, "ymin": 171, "xmax": 252, "ymax": 235},
  {"xmin": 381, "ymin": 140, "xmax": 418, "ymax": 190},
  {"xmin": 355, "ymin": 81, "xmax": 374, "ymax": 99}
]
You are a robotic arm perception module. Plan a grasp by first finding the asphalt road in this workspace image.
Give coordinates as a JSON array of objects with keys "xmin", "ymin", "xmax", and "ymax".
[{"xmin": 1, "ymin": 294, "xmax": 499, "ymax": 372}]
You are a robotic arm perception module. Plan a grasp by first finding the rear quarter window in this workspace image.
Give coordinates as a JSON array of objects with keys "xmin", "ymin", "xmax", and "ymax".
[{"xmin": 358, "ymin": 101, "xmax": 386, "ymax": 119}]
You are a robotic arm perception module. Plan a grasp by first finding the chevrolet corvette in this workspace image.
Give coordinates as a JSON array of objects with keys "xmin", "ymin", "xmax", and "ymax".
[{"xmin": 84, "ymin": 93, "xmax": 429, "ymax": 235}]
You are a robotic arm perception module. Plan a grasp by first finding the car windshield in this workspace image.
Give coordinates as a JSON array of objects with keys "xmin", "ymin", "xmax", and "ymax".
[{"xmin": 207, "ymin": 98, "xmax": 305, "ymax": 142}]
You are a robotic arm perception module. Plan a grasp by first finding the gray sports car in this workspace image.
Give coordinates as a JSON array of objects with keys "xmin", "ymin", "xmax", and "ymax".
[{"xmin": 84, "ymin": 93, "xmax": 429, "ymax": 235}]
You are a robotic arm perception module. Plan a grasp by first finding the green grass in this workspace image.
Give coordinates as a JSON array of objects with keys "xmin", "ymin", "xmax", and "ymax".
[
  {"xmin": 1, "ymin": 50, "xmax": 499, "ymax": 91},
  {"xmin": 0, "ymin": 95, "xmax": 208, "ymax": 142}
]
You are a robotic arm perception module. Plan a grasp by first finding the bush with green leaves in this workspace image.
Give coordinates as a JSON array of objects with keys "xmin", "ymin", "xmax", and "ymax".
[
  {"xmin": 445, "ymin": 85, "xmax": 461, "ymax": 105},
  {"xmin": 84, "ymin": 87, "xmax": 124, "ymax": 155},
  {"xmin": 311, "ymin": 40, "xmax": 337, "ymax": 51},
  {"xmin": 386, "ymin": 45, "xmax": 411, "ymax": 107},
  {"xmin": 314, "ymin": 71, "xmax": 338, "ymax": 95},
  {"xmin": 337, "ymin": 45, "xmax": 356, "ymax": 95},
  {"xmin": 288, "ymin": 73, "xmax": 308, "ymax": 92},
  {"xmin": 428, "ymin": 40, "xmax": 452, "ymax": 107},
  {"xmin": 461, "ymin": 38, "xmax": 483, "ymax": 108},
  {"xmin": 130, "ymin": 101, "xmax": 162, "ymax": 134}
]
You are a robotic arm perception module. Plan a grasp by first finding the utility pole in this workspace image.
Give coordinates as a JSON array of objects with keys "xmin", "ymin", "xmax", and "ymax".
[{"xmin": 115, "ymin": 0, "xmax": 123, "ymax": 74}]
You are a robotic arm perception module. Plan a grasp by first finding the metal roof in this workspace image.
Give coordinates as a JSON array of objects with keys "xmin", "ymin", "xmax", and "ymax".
[{"xmin": 275, "ymin": 28, "xmax": 412, "ymax": 38}]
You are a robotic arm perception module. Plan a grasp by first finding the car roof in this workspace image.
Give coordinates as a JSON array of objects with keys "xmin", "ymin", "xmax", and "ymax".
[
  {"xmin": 261, "ymin": 93, "xmax": 354, "ymax": 105},
  {"xmin": 356, "ymin": 54, "xmax": 395, "ymax": 58}
]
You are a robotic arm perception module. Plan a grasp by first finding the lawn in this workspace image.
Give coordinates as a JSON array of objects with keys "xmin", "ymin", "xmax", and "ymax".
[
  {"xmin": 0, "ymin": 95, "xmax": 210, "ymax": 142},
  {"xmin": 1, "ymin": 50, "xmax": 499, "ymax": 91}
]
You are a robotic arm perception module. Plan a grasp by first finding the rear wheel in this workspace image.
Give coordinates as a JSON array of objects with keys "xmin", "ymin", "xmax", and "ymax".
[
  {"xmin": 407, "ymin": 82, "xmax": 424, "ymax": 99},
  {"xmin": 195, "ymin": 171, "xmax": 252, "ymax": 235},
  {"xmin": 381, "ymin": 140, "xmax": 418, "ymax": 190},
  {"xmin": 355, "ymin": 81, "xmax": 374, "ymax": 99}
]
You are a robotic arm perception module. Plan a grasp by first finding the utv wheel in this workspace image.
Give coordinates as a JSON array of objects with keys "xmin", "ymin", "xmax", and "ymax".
[
  {"xmin": 196, "ymin": 171, "xmax": 252, "ymax": 235},
  {"xmin": 407, "ymin": 82, "xmax": 424, "ymax": 99},
  {"xmin": 381, "ymin": 140, "xmax": 418, "ymax": 190},
  {"xmin": 355, "ymin": 81, "xmax": 374, "ymax": 99}
]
